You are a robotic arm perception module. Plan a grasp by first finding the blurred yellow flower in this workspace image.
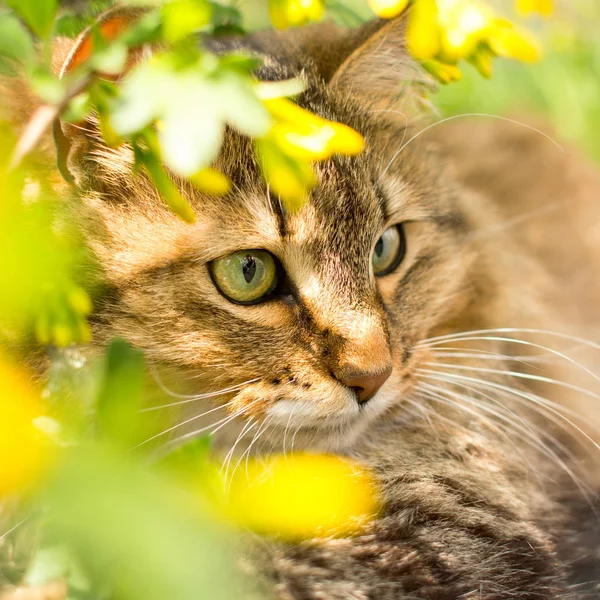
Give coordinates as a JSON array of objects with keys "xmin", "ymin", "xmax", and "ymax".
[
  {"xmin": 515, "ymin": 0, "xmax": 553, "ymax": 17},
  {"xmin": 264, "ymin": 98, "xmax": 365, "ymax": 157},
  {"xmin": 488, "ymin": 19, "xmax": 541, "ymax": 63},
  {"xmin": 258, "ymin": 98, "xmax": 364, "ymax": 210},
  {"xmin": 404, "ymin": 0, "xmax": 542, "ymax": 83},
  {"xmin": 268, "ymin": 0, "xmax": 324, "ymax": 29},
  {"xmin": 189, "ymin": 168, "xmax": 231, "ymax": 196},
  {"xmin": 0, "ymin": 360, "xmax": 49, "ymax": 497},
  {"xmin": 407, "ymin": 0, "xmax": 441, "ymax": 61},
  {"xmin": 436, "ymin": 0, "xmax": 491, "ymax": 63},
  {"xmin": 469, "ymin": 45, "xmax": 494, "ymax": 78},
  {"xmin": 227, "ymin": 453, "xmax": 380, "ymax": 540},
  {"xmin": 422, "ymin": 58, "xmax": 462, "ymax": 83},
  {"xmin": 256, "ymin": 138, "xmax": 317, "ymax": 211},
  {"xmin": 368, "ymin": 0, "xmax": 410, "ymax": 19}
]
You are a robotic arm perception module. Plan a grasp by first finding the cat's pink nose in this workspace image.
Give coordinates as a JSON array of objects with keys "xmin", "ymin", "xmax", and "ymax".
[{"xmin": 340, "ymin": 366, "xmax": 392, "ymax": 404}]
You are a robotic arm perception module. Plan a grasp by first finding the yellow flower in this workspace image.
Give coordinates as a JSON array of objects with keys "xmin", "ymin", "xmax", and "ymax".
[
  {"xmin": 469, "ymin": 46, "xmax": 494, "ymax": 78},
  {"xmin": 189, "ymin": 168, "xmax": 231, "ymax": 196},
  {"xmin": 407, "ymin": 0, "xmax": 441, "ymax": 61},
  {"xmin": 268, "ymin": 0, "xmax": 324, "ymax": 29},
  {"xmin": 264, "ymin": 98, "xmax": 365, "ymax": 160},
  {"xmin": 227, "ymin": 454, "xmax": 379, "ymax": 540},
  {"xmin": 256, "ymin": 138, "xmax": 317, "ymax": 211},
  {"xmin": 436, "ymin": 0, "xmax": 492, "ymax": 63},
  {"xmin": 488, "ymin": 19, "xmax": 541, "ymax": 63},
  {"xmin": 368, "ymin": 0, "xmax": 410, "ymax": 19},
  {"xmin": 257, "ymin": 97, "xmax": 364, "ymax": 210},
  {"xmin": 0, "ymin": 360, "xmax": 49, "ymax": 497},
  {"xmin": 515, "ymin": 0, "xmax": 553, "ymax": 17},
  {"xmin": 421, "ymin": 59, "xmax": 462, "ymax": 83}
]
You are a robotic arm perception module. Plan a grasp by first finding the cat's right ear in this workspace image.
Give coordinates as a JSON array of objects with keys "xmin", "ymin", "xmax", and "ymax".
[
  {"xmin": 53, "ymin": 7, "xmax": 147, "ymax": 184},
  {"xmin": 329, "ymin": 15, "xmax": 428, "ymax": 111}
]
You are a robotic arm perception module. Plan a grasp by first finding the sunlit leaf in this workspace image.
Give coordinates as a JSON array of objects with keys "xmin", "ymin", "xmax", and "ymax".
[
  {"xmin": 189, "ymin": 167, "xmax": 231, "ymax": 195},
  {"xmin": 256, "ymin": 138, "xmax": 316, "ymax": 211},
  {"xmin": 515, "ymin": 0, "xmax": 553, "ymax": 17}
]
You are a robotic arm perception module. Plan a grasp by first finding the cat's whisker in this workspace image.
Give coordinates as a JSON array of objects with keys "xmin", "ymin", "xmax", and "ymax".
[
  {"xmin": 0, "ymin": 516, "xmax": 30, "ymax": 542},
  {"xmin": 428, "ymin": 347, "xmax": 555, "ymax": 368},
  {"xmin": 222, "ymin": 418, "xmax": 257, "ymax": 490},
  {"xmin": 378, "ymin": 114, "xmax": 563, "ymax": 182},
  {"xmin": 423, "ymin": 361, "xmax": 600, "ymax": 432},
  {"xmin": 416, "ymin": 381, "xmax": 538, "ymax": 452},
  {"xmin": 417, "ymin": 368, "xmax": 600, "ymax": 455},
  {"xmin": 228, "ymin": 416, "xmax": 273, "ymax": 486},
  {"xmin": 222, "ymin": 418, "xmax": 256, "ymax": 474},
  {"xmin": 148, "ymin": 365, "xmax": 259, "ymax": 404},
  {"xmin": 413, "ymin": 387, "xmax": 543, "ymax": 480},
  {"xmin": 415, "ymin": 381, "xmax": 593, "ymax": 502},
  {"xmin": 418, "ymin": 374, "xmax": 580, "ymax": 465},
  {"xmin": 418, "ymin": 335, "xmax": 600, "ymax": 392},
  {"xmin": 136, "ymin": 396, "xmax": 262, "ymax": 449},
  {"xmin": 282, "ymin": 403, "xmax": 298, "ymax": 461},
  {"xmin": 418, "ymin": 328, "xmax": 600, "ymax": 353}
]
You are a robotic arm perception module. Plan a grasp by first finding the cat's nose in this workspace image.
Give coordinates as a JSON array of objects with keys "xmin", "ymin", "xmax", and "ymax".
[{"xmin": 339, "ymin": 366, "xmax": 392, "ymax": 404}]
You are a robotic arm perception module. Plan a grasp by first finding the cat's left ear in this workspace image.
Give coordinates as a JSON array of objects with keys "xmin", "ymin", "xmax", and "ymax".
[{"xmin": 329, "ymin": 15, "xmax": 427, "ymax": 110}]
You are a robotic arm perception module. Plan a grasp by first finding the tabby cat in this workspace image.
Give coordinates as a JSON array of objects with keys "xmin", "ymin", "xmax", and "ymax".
[{"xmin": 7, "ymin": 6, "xmax": 600, "ymax": 599}]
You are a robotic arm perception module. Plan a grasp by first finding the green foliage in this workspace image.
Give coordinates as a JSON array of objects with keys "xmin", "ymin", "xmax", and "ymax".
[
  {"xmin": 6, "ymin": 0, "xmax": 58, "ymax": 38},
  {"xmin": 0, "ymin": 10, "xmax": 35, "ymax": 73}
]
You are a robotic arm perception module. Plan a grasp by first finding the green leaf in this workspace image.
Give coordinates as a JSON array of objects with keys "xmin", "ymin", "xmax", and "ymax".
[
  {"xmin": 91, "ymin": 42, "xmax": 129, "ymax": 76},
  {"xmin": 6, "ymin": 0, "xmax": 58, "ymax": 38},
  {"xmin": 137, "ymin": 144, "xmax": 197, "ymax": 223},
  {"xmin": 0, "ymin": 11, "xmax": 35, "ymax": 73},
  {"xmin": 208, "ymin": 2, "xmax": 244, "ymax": 34},
  {"xmin": 28, "ymin": 68, "xmax": 66, "ymax": 105},
  {"xmin": 54, "ymin": 12, "xmax": 87, "ymax": 38},
  {"xmin": 161, "ymin": 0, "xmax": 212, "ymax": 43},
  {"xmin": 62, "ymin": 92, "xmax": 92, "ymax": 124},
  {"xmin": 159, "ymin": 435, "xmax": 212, "ymax": 474},
  {"xmin": 44, "ymin": 444, "xmax": 247, "ymax": 600},
  {"xmin": 95, "ymin": 338, "xmax": 147, "ymax": 447}
]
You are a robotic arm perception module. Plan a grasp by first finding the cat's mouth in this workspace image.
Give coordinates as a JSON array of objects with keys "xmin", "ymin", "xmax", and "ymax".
[{"xmin": 205, "ymin": 376, "xmax": 405, "ymax": 454}]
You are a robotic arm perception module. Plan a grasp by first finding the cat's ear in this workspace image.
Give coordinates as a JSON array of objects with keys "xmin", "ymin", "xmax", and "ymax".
[
  {"xmin": 53, "ymin": 7, "xmax": 148, "ymax": 184},
  {"xmin": 329, "ymin": 16, "xmax": 429, "ymax": 110}
]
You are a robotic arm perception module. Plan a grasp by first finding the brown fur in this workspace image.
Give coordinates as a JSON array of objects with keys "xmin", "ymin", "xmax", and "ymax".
[{"xmin": 3, "ymin": 10, "xmax": 600, "ymax": 599}]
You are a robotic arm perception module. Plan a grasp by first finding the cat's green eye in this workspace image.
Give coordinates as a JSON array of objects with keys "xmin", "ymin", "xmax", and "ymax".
[
  {"xmin": 210, "ymin": 250, "xmax": 278, "ymax": 304},
  {"xmin": 372, "ymin": 224, "xmax": 406, "ymax": 276}
]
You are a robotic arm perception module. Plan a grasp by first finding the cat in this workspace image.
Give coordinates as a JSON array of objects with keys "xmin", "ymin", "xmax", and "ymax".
[{"xmin": 5, "ymin": 6, "xmax": 600, "ymax": 599}]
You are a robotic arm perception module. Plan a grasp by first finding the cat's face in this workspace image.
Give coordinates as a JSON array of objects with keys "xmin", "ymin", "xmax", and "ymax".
[{"xmin": 61, "ymin": 15, "xmax": 478, "ymax": 452}]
